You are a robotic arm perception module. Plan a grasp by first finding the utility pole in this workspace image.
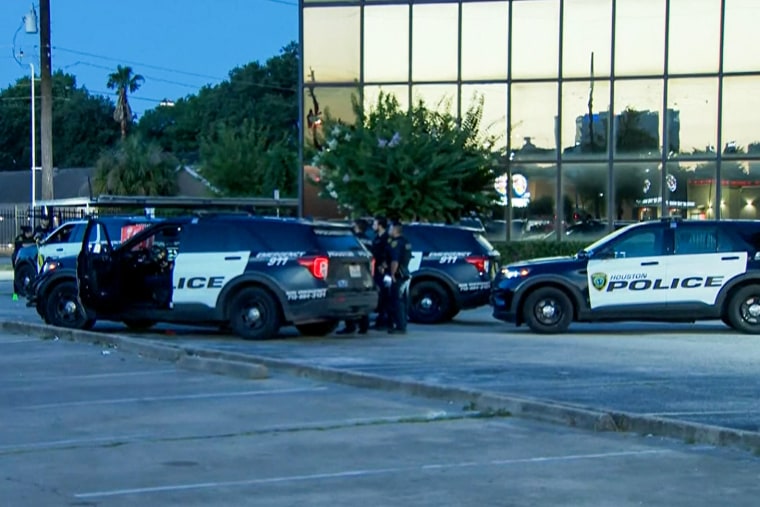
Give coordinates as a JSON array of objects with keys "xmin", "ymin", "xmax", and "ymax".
[{"xmin": 39, "ymin": 0, "xmax": 54, "ymax": 200}]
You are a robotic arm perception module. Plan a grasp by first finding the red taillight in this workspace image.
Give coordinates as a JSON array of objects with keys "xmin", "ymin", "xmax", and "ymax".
[
  {"xmin": 370, "ymin": 258, "xmax": 376, "ymax": 276},
  {"xmin": 465, "ymin": 255, "xmax": 488, "ymax": 274},
  {"xmin": 298, "ymin": 256, "xmax": 329, "ymax": 280}
]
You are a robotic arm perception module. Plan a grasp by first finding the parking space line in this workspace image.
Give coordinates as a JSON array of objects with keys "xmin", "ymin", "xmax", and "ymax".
[
  {"xmin": 75, "ymin": 449, "xmax": 671, "ymax": 499},
  {"xmin": 21, "ymin": 387, "xmax": 328, "ymax": 410},
  {"xmin": 647, "ymin": 410, "xmax": 760, "ymax": 417},
  {"xmin": 0, "ymin": 435, "xmax": 150, "ymax": 453},
  {"xmin": 0, "ymin": 369, "xmax": 179, "ymax": 383},
  {"xmin": 0, "ymin": 338, "xmax": 43, "ymax": 345}
]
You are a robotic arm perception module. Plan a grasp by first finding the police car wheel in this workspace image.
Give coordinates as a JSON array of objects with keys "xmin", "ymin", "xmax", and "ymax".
[
  {"xmin": 727, "ymin": 286, "xmax": 760, "ymax": 334},
  {"xmin": 44, "ymin": 281, "xmax": 95, "ymax": 330},
  {"xmin": 14, "ymin": 262, "xmax": 36, "ymax": 296},
  {"xmin": 409, "ymin": 281, "xmax": 450, "ymax": 324},
  {"xmin": 296, "ymin": 320, "xmax": 339, "ymax": 337},
  {"xmin": 522, "ymin": 287, "xmax": 572, "ymax": 334},
  {"xmin": 229, "ymin": 287, "xmax": 280, "ymax": 340}
]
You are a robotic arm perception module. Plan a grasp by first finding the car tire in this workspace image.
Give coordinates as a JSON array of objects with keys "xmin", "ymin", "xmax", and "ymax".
[
  {"xmin": 726, "ymin": 285, "xmax": 760, "ymax": 334},
  {"xmin": 296, "ymin": 320, "xmax": 339, "ymax": 337},
  {"xmin": 522, "ymin": 286, "xmax": 573, "ymax": 334},
  {"xmin": 409, "ymin": 280, "xmax": 451, "ymax": 324},
  {"xmin": 14, "ymin": 262, "xmax": 36, "ymax": 296},
  {"xmin": 229, "ymin": 287, "xmax": 280, "ymax": 340},
  {"xmin": 123, "ymin": 319, "xmax": 156, "ymax": 331},
  {"xmin": 44, "ymin": 281, "xmax": 96, "ymax": 330}
]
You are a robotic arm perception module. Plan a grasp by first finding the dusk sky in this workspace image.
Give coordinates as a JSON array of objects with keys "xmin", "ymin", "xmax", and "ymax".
[{"xmin": 0, "ymin": 0, "xmax": 298, "ymax": 117}]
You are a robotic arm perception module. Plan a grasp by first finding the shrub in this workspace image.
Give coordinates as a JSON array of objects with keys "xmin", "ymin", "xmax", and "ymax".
[{"xmin": 493, "ymin": 241, "xmax": 587, "ymax": 264}]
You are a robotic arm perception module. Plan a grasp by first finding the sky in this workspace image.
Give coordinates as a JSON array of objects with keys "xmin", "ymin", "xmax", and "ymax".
[{"xmin": 0, "ymin": 0, "xmax": 298, "ymax": 117}]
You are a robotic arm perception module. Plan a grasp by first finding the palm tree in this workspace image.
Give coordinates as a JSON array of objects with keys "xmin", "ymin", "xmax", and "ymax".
[{"xmin": 107, "ymin": 65, "xmax": 144, "ymax": 139}]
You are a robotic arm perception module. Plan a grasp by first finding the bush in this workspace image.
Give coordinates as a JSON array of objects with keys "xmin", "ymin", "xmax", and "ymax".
[{"xmin": 493, "ymin": 241, "xmax": 587, "ymax": 264}]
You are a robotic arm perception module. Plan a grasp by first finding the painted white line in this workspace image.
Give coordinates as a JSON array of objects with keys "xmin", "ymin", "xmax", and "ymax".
[
  {"xmin": 0, "ymin": 338, "xmax": 41, "ymax": 345},
  {"xmin": 0, "ymin": 369, "xmax": 179, "ymax": 383},
  {"xmin": 75, "ymin": 449, "xmax": 670, "ymax": 499},
  {"xmin": 646, "ymin": 410, "xmax": 760, "ymax": 417},
  {"xmin": 21, "ymin": 387, "xmax": 328, "ymax": 410}
]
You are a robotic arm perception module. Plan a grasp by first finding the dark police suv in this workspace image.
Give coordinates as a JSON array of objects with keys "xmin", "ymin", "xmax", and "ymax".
[
  {"xmin": 492, "ymin": 218, "xmax": 760, "ymax": 334},
  {"xmin": 35, "ymin": 215, "xmax": 377, "ymax": 339},
  {"xmin": 402, "ymin": 223, "xmax": 500, "ymax": 324}
]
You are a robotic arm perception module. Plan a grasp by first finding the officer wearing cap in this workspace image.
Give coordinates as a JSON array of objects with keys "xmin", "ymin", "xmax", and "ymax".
[
  {"xmin": 337, "ymin": 218, "xmax": 372, "ymax": 335},
  {"xmin": 386, "ymin": 219, "xmax": 412, "ymax": 334},
  {"xmin": 12, "ymin": 226, "xmax": 35, "ymax": 267}
]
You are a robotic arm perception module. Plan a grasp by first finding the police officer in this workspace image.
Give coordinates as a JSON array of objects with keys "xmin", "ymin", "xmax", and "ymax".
[
  {"xmin": 386, "ymin": 219, "xmax": 412, "ymax": 334},
  {"xmin": 12, "ymin": 226, "xmax": 35, "ymax": 267},
  {"xmin": 337, "ymin": 218, "xmax": 372, "ymax": 335},
  {"xmin": 370, "ymin": 215, "xmax": 391, "ymax": 329}
]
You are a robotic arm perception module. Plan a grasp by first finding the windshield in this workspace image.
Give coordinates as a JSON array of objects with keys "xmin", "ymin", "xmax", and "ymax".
[{"xmin": 581, "ymin": 222, "xmax": 646, "ymax": 254}]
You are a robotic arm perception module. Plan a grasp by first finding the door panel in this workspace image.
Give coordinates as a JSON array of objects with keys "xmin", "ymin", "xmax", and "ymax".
[
  {"xmin": 587, "ymin": 256, "xmax": 669, "ymax": 309},
  {"xmin": 171, "ymin": 252, "xmax": 250, "ymax": 307}
]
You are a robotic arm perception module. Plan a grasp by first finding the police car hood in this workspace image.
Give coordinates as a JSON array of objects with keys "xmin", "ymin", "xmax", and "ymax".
[{"xmin": 506, "ymin": 255, "xmax": 580, "ymax": 269}]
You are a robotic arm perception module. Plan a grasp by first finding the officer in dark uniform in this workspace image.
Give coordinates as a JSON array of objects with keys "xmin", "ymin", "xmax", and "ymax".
[
  {"xmin": 337, "ymin": 218, "xmax": 372, "ymax": 335},
  {"xmin": 386, "ymin": 219, "xmax": 412, "ymax": 334},
  {"xmin": 12, "ymin": 226, "xmax": 35, "ymax": 267},
  {"xmin": 370, "ymin": 215, "xmax": 391, "ymax": 329}
]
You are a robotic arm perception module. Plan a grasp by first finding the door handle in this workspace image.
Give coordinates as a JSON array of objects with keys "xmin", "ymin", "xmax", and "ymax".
[
  {"xmin": 579, "ymin": 270, "xmax": 587, "ymax": 275},
  {"xmin": 640, "ymin": 261, "xmax": 658, "ymax": 266},
  {"xmin": 224, "ymin": 256, "xmax": 241, "ymax": 261},
  {"xmin": 721, "ymin": 256, "xmax": 740, "ymax": 261},
  {"xmin": 55, "ymin": 248, "xmax": 63, "ymax": 252}
]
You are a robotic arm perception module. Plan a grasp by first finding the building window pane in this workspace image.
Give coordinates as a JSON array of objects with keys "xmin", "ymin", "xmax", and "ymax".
[
  {"xmin": 411, "ymin": 4, "xmax": 458, "ymax": 81},
  {"xmin": 721, "ymin": 160, "xmax": 760, "ymax": 219},
  {"xmin": 511, "ymin": 0, "xmax": 559, "ymax": 79},
  {"xmin": 613, "ymin": 79, "xmax": 664, "ymax": 158},
  {"xmin": 461, "ymin": 84, "xmax": 507, "ymax": 148},
  {"xmin": 614, "ymin": 0, "xmax": 665, "ymax": 76},
  {"xmin": 563, "ymin": 163, "xmax": 609, "ymax": 235},
  {"xmin": 668, "ymin": 0, "xmax": 720, "ymax": 74},
  {"xmin": 364, "ymin": 85, "xmax": 409, "ymax": 113},
  {"xmin": 303, "ymin": 86, "xmax": 358, "ymax": 148},
  {"xmin": 461, "ymin": 2, "xmax": 508, "ymax": 80},
  {"xmin": 507, "ymin": 164, "xmax": 557, "ymax": 239},
  {"xmin": 411, "ymin": 84, "xmax": 458, "ymax": 115},
  {"xmin": 667, "ymin": 78, "xmax": 719, "ymax": 158},
  {"xmin": 722, "ymin": 77, "xmax": 760, "ymax": 158},
  {"xmin": 723, "ymin": 0, "xmax": 760, "ymax": 73},
  {"xmin": 562, "ymin": 0, "xmax": 612, "ymax": 78},
  {"xmin": 510, "ymin": 83, "xmax": 558, "ymax": 160},
  {"xmin": 303, "ymin": 7, "xmax": 360, "ymax": 83},
  {"xmin": 364, "ymin": 6, "xmax": 409, "ymax": 83},
  {"xmin": 561, "ymin": 80, "xmax": 611, "ymax": 160}
]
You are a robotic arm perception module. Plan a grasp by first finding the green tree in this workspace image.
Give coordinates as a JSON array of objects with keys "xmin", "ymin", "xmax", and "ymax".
[
  {"xmin": 107, "ymin": 65, "xmax": 144, "ymax": 140},
  {"xmin": 312, "ymin": 92, "xmax": 500, "ymax": 221},
  {"xmin": 93, "ymin": 135, "xmax": 178, "ymax": 196},
  {"xmin": 199, "ymin": 120, "xmax": 296, "ymax": 197},
  {"xmin": 0, "ymin": 71, "xmax": 119, "ymax": 169}
]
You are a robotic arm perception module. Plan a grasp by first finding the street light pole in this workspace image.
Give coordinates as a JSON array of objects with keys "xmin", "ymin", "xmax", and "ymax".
[{"xmin": 30, "ymin": 63, "xmax": 36, "ymax": 217}]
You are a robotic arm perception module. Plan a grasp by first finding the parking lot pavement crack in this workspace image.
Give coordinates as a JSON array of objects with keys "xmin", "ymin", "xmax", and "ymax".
[{"xmin": 0, "ymin": 410, "xmax": 509, "ymax": 456}]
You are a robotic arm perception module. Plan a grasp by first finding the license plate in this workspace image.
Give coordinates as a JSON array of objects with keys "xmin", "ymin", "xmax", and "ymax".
[{"xmin": 349, "ymin": 264, "xmax": 361, "ymax": 278}]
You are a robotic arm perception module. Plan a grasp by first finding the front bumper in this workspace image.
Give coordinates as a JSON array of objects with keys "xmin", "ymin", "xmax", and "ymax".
[
  {"xmin": 289, "ymin": 290, "xmax": 379, "ymax": 324},
  {"xmin": 490, "ymin": 285, "xmax": 518, "ymax": 323}
]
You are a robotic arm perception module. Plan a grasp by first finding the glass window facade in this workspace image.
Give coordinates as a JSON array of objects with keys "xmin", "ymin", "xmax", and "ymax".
[{"xmin": 301, "ymin": 0, "xmax": 760, "ymax": 232}]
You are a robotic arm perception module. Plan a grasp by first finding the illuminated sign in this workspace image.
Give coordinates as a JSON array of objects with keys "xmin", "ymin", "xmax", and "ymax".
[{"xmin": 494, "ymin": 173, "xmax": 531, "ymax": 208}]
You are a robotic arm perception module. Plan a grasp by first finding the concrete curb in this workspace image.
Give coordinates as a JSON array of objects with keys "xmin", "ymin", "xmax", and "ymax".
[{"xmin": 4, "ymin": 320, "xmax": 759, "ymax": 454}]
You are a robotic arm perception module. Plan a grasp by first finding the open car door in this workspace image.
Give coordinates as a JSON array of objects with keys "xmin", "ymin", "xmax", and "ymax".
[{"xmin": 77, "ymin": 219, "xmax": 121, "ymax": 313}]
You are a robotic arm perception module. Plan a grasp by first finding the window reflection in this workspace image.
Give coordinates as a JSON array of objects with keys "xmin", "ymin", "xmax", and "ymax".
[
  {"xmin": 364, "ymin": 6, "xmax": 409, "ymax": 83},
  {"xmin": 562, "ymin": 0, "xmax": 612, "ymax": 78},
  {"xmin": 364, "ymin": 85, "xmax": 409, "ymax": 113},
  {"xmin": 563, "ymin": 163, "xmax": 608, "ymax": 225},
  {"xmin": 504, "ymin": 164, "xmax": 557, "ymax": 241},
  {"xmin": 668, "ymin": 0, "xmax": 720, "ymax": 74},
  {"xmin": 720, "ymin": 160, "xmax": 760, "ymax": 219},
  {"xmin": 461, "ymin": 2, "xmax": 508, "ymax": 80},
  {"xmin": 411, "ymin": 4, "xmax": 458, "ymax": 81},
  {"xmin": 510, "ymin": 83, "xmax": 558, "ymax": 159},
  {"xmin": 723, "ymin": 0, "xmax": 760, "ymax": 73},
  {"xmin": 722, "ymin": 77, "xmax": 760, "ymax": 158},
  {"xmin": 614, "ymin": 0, "xmax": 665, "ymax": 76},
  {"xmin": 303, "ymin": 86, "xmax": 358, "ymax": 147},
  {"xmin": 667, "ymin": 78, "xmax": 718, "ymax": 158},
  {"xmin": 561, "ymin": 80, "xmax": 611, "ymax": 159},
  {"xmin": 411, "ymin": 84, "xmax": 458, "ymax": 115},
  {"xmin": 461, "ymin": 84, "xmax": 507, "ymax": 147},
  {"xmin": 303, "ymin": 7, "xmax": 360, "ymax": 82},
  {"xmin": 613, "ymin": 79, "xmax": 664, "ymax": 158},
  {"xmin": 511, "ymin": 0, "xmax": 559, "ymax": 79},
  {"xmin": 663, "ymin": 161, "xmax": 714, "ymax": 220}
]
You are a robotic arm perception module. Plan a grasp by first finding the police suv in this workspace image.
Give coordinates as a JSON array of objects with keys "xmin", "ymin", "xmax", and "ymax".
[
  {"xmin": 492, "ymin": 218, "xmax": 760, "ymax": 334},
  {"xmin": 39, "ymin": 215, "xmax": 377, "ymax": 339},
  {"xmin": 402, "ymin": 223, "xmax": 501, "ymax": 324}
]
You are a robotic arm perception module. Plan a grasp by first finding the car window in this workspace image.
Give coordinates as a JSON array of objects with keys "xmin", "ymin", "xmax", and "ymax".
[
  {"xmin": 599, "ymin": 228, "xmax": 664, "ymax": 259},
  {"xmin": 45, "ymin": 224, "xmax": 76, "ymax": 244},
  {"xmin": 181, "ymin": 223, "xmax": 256, "ymax": 253},
  {"xmin": 313, "ymin": 229, "xmax": 366, "ymax": 252},
  {"xmin": 674, "ymin": 225, "xmax": 717, "ymax": 254},
  {"xmin": 129, "ymin": 225, "xmax": 182, "ymax": 260}
]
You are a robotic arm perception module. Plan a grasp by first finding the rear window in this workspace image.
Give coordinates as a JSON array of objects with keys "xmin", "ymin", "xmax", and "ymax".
[
  {"xmin": 313, "ymin": 228, "xmax": 365, "ymax": 252},
  {"xmin": 406, "ymin": 225, "xmax": 491, "ymax": 253}
]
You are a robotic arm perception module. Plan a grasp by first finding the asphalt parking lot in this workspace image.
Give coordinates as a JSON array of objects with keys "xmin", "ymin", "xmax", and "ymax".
[{"xmin": 3, "ymin": 329, "xmax": 760, "ymax": 506}]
